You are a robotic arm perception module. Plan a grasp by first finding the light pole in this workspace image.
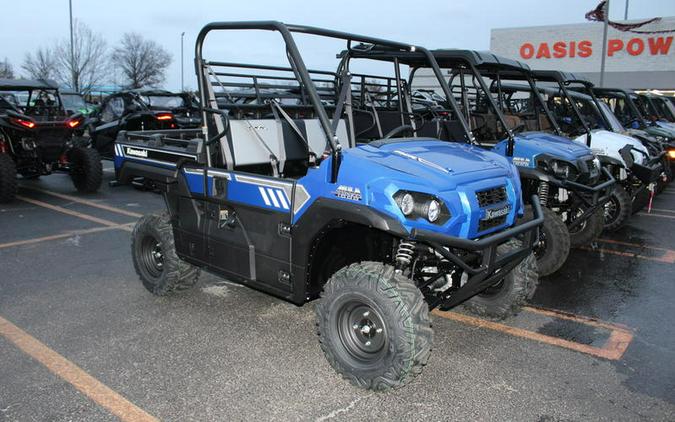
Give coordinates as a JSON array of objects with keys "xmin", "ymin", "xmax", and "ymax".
[
  {"xmin": 624, "ymin": 0, "xmax": 629, "ymax": 20},
  {"xmin": 599, "ymin": 0, "xmax": 610, "ymax": 87},
  {"xmin": 180, "ymin": 32, "xmax": 185, "ymax": 91},
  {"xmin": 69, "ymin": 0, "xmax": 76, "ymax": 91}
]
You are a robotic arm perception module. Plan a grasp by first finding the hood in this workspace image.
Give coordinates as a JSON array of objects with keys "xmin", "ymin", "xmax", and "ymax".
[
  {"xmin": 655, "ymin": 120, "xmax": 675, "ymax": 131},
  {"xmin": 574, "ymin": 130, "xmax": 649, "ymax": 165},
  {"xmin": 644, "ymin": 125, "xmax": 675, "ymax": 140},
  {"xmin": 493, "ymin": 132, "xmax": 591, "ymax": 165},
  {"xmin": 346, "ymin": 139, "xmax": 514, "ymax": 190}
]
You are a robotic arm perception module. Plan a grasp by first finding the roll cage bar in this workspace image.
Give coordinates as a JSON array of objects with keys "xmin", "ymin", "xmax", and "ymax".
[
  {"xmin": 193, "ymin": 21, "xmax": 477, "ymax": 181},
  {"xmin": 429, "ymin": 49, "xmax": 564, "ymax": 148},
  {"xmin": 592, "ymin": 88, "xmax": 649, "ymax": 129},
  {"xmin": 530, "ymin": 70, "xmax": 605, "ymax": 148}
]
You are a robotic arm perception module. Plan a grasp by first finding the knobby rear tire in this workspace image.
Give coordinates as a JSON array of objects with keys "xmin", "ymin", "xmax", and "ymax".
[
  {"xmin": 0, "ymin": 154, "xmax": 17, "ymax": 203},
  {"xmin": 132, "ymin": 212, "xmax": 200, "ymax": 295}
]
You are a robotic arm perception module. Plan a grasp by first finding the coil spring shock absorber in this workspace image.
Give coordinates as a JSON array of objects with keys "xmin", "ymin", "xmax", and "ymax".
[
  {"xmin": 537, "ymin": 181, "xmax": 550, "ymax": 207},
  {"xmin": 395, "ymin": 240, "xmax": 416, "ymax": 271}
]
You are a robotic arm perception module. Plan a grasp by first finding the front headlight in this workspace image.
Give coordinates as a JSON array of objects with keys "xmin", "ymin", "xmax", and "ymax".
[
  {"xmin": 399, "ymin": 193, "xmax": 414, "ymax": 216},
  {"xmin": 426, "ymin": 199, "xmax": 441, "ymax": 222},
  {"xmin": 551, "ymin": 161, "xmax": 570, "ymax": 178},
  {"xmin": 393, "ymin": 191, "xmax": 450, "ymax": 224}
]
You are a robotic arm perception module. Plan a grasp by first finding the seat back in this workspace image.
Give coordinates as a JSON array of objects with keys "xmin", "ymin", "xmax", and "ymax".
[{"xmin": 225, "ymin": 118, "xmax": 348, "ymax": 171}]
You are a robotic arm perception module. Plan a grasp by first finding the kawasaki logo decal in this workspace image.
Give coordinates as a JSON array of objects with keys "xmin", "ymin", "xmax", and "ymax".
[
  {"xmin": 125, "ymin": 147, "xmax": 148, "ymax": 158},
  {"xmin": 484, "ymin": 205, "xmax": 510, "ymax": 220}
]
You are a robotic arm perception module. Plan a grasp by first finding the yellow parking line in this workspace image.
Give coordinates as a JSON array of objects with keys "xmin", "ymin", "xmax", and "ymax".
[
  {"xmin": 597, "ymin": 238, "xmax": 673, "ymax": 253},
  {"xmin": 0, "ymin": 315, "xmax": 159, "ymax": 422},
  {"xmin": 16, "ymin": 196, "xmax": 128, "ymax": 229},
  {"xmin": 0, "ymin": 224, "xmax": 134, "ymax": 250},
  {"xmin": 579, "ymin": 246, "xmax": 675, "ymax": 264},
  {"xmin": 638, "ymin": 212, "xmax": 675, "ymax": 220},
  {"xmin": 432, "ymin": 309, "xmax": 633, "ymax": 361},
  {"xmin": 20, "ymin": 187, "xmax": 143, "ymax": 218}
]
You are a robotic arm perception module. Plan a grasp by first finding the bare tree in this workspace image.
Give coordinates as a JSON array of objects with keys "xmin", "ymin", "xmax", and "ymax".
[
  {"xmin": 54, "ymin": 20, "xmax": 108, "ymax": 93},
  {"xmin": 111, "ymin": 33, "xmax": 172, "ymax": 89},
  {"xmin": 22, "ymin": 48, "xmax": 57, "ymax": 80},
  {"xmin": 0, "ymin": 58, "xmax": 14, "ymax": 79}
]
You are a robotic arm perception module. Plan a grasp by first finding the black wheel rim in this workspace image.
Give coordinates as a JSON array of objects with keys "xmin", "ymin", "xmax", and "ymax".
[
  {"xmin": 604, "ymin": 197, "xmax": 619, "ymax": 224},
  {"xmin": 139, "ymin": 235, "xmax": 164, "ymax": 280},
  {"xmin": 336, "ymin": 299, "xmax": 388, "ymax": 364},
  {"xmin": 567, "ymin": 209, "xmax": 587, "ymax": 234},
  {"xmin": 534, "ymin": 230, "xmax": 547, "ymax": 259}
]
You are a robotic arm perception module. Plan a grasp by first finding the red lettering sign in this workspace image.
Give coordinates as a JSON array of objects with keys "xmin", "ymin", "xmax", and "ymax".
[
  {"xmin": 520, "ymin": 43, "xmax": 535, "ymax": 59},
  {"xmin": 626, "ymin": 38, "xmax": 644, "ymax": 56},
  {"xmin": 648, "ymin": 36, "xmax": 673, "ymax": 55},
  {"xmin": 607, "ymin": 39, "xmax": 624, "ymax": 56},
  {"xmin": 518, "ymin": 36, "xmax": 672, "ymax": 59},
  {"xmin": 536, "ymin": 43, "xmax": 551, "ymax": 59},
  {"xmin": 578, "ymin": 40, "xmax": 592, "ymax": 57}
]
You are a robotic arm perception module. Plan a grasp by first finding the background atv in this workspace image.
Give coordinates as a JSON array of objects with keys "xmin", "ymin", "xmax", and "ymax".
[
  {"xmin": 532, "ymin": 73, "xmax": 664, "ymax": 231},
  {"xmin": 363, "ymin": 49, "xmax": 613, "ymax": 277},
  {"xmin": 0, "ymin": 79, "xmax": 102, "ymax": 203},
  {"xmin": 116, "ymin": 21, "xmax": 543, "ymax": 391},
  {"xmin": 89, "ymin": 89, "xmax": 199, "ymax": 159},
  {"xmin": 594, "ymin": 87, "xmax": 675, "ymax": 177}
]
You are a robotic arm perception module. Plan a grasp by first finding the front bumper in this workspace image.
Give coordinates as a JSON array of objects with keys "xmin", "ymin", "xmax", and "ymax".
[
  {"xmin": 630, "ymin": 152, "xmax": 665, "ymax": 185},
  {"xmin": 518, "ymin": 166, "xmax": 615, "ymax": 230},
  {"xmin": 410, "ymin": 195, "xmax": 544, "ymax": 310}
]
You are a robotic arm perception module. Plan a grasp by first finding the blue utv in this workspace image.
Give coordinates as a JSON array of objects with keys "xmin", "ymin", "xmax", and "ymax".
[
  {"xmin": 112, "ymin": 22, "xmax": 543, "ymax": 391},
  {"xmin": 343, "ymin": 48, "xmax": 613, "ymax": 276}
]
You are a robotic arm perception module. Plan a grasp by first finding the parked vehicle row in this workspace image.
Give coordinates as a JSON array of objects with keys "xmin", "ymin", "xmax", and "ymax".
[
  {"xmin": 2, "ymin": 21, "xmax": 673, "ymax": 392},
  {"xmin": 107, "ymin": 22, "xmax": 672, "ymax": 391}
]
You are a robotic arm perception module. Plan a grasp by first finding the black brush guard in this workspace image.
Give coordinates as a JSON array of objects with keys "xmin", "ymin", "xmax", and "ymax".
[
  {"xmin": 410, "ymin": 195, "xmax": 544, "ymax": 310},
  {"xmin": 519, "ymin": 166, "xmax": 615, "ymax": 230}
]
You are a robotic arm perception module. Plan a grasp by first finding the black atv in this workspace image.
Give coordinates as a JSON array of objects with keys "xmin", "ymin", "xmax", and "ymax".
[
  {"xmin": 89, "ymin": 89, "xmax": 200, "ymax": 159},
  {"xmin": 0, "ymin": 79, "xmax": 102, "ymax": 203}
]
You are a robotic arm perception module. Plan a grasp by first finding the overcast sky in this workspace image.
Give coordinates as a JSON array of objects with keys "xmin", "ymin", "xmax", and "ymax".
[{"xmin": 2, "ymin": 0, "xmax": 674, "ymax": 91}]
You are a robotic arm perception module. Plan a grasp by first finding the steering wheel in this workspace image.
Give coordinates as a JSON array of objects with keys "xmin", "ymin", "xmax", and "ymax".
[{"xmin": 384, "ymin": 125, "xmax": 415, "ymax": 139}]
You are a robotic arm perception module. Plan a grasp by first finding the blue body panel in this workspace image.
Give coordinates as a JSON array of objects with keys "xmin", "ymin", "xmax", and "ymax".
[
  {"xmin": 493, "ymin": 132, "xmax": 594, "ymax": 168},
  {"xmin": 115, "ymin": 138, "xmax": 524, "ymax": 239}
]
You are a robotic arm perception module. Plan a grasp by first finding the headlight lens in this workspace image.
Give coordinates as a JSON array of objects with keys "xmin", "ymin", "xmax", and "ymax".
[
  {"xmin": 551, "ymin": 160, "xmax": 571, "ymax": 178},
  {"xmin": 427, "ymin": 199, "xmax": 441, "ymax": 222},
  {"xmin": 593, "ymin": 157, "xmax": 601, "ymax": 170},
  {"xmin": 399, "ymin": 193, "xmax": 414, "ymax": 216},
  {"xmin": 394, "ymin": 191, "xmax": 450, "ymax": 224}
]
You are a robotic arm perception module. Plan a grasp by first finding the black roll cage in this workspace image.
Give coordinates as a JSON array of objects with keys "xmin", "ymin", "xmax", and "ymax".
[
  {"xmin": 530, "ymin": 70, "xmax": 607, "ymax": 148},
  {"xmin": 193, "ymin": 21, "xmax": 477, "ymax": 182},
  {"xmin": 432, "ymin": 51, "xmax": 564, "ymax": 147},
  {"xmin": 592, "ymin": 88, "xmax": 649, "ymax": 129}
]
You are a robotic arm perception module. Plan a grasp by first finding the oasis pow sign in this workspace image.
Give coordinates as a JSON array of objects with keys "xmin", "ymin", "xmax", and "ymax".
[
  {"xmin": 490, "ymin": 17, "xmax": 675, "ymax": 74},
  {"xmin": 518, "ymin": 36, "xmax": 671, "ymax": 60}
]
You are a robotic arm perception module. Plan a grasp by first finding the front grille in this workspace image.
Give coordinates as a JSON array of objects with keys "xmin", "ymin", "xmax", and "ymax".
[
  {"xmin": 475, "ymin": 186, "xmax": 507, "ymax": 207},
  {"xmin": 478, "ymin": 215, "xmax": 507, "ymax": 232}
]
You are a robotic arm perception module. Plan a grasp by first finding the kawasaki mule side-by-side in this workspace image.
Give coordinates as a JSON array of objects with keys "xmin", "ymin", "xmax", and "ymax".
[
  {"xmin": 529, "ymin": 72, "xmax": 664, "ymax": 230},
  {"xmin": 0, "ymin": 79, "xmax": 102, "ymax": 203},
  {"xmin": 345, "ymin": 48, "xmax": 612, "ymax": 276},
  {"xmin": 594, "ymin": 87, "xmax": 675, "ymax": 173},
  {"xmin": 114, "ymin": 22, "xmax": 543, "ymax": 391}
]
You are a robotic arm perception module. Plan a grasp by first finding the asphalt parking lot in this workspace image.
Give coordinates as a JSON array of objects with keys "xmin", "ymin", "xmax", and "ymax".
[{"xmin": 1, "ymin": 164, "xmax": 674, "ymax": 421}]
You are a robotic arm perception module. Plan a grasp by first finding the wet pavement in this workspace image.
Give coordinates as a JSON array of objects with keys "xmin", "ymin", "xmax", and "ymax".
[{"xmin": 0, "ymin": 164, "xmax": 674, "ymax": 421}]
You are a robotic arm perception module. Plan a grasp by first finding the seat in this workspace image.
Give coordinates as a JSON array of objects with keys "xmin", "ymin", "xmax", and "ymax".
[{"xmin": 225, "ymin": 118, "xmax": 349, "ymax": 177}]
